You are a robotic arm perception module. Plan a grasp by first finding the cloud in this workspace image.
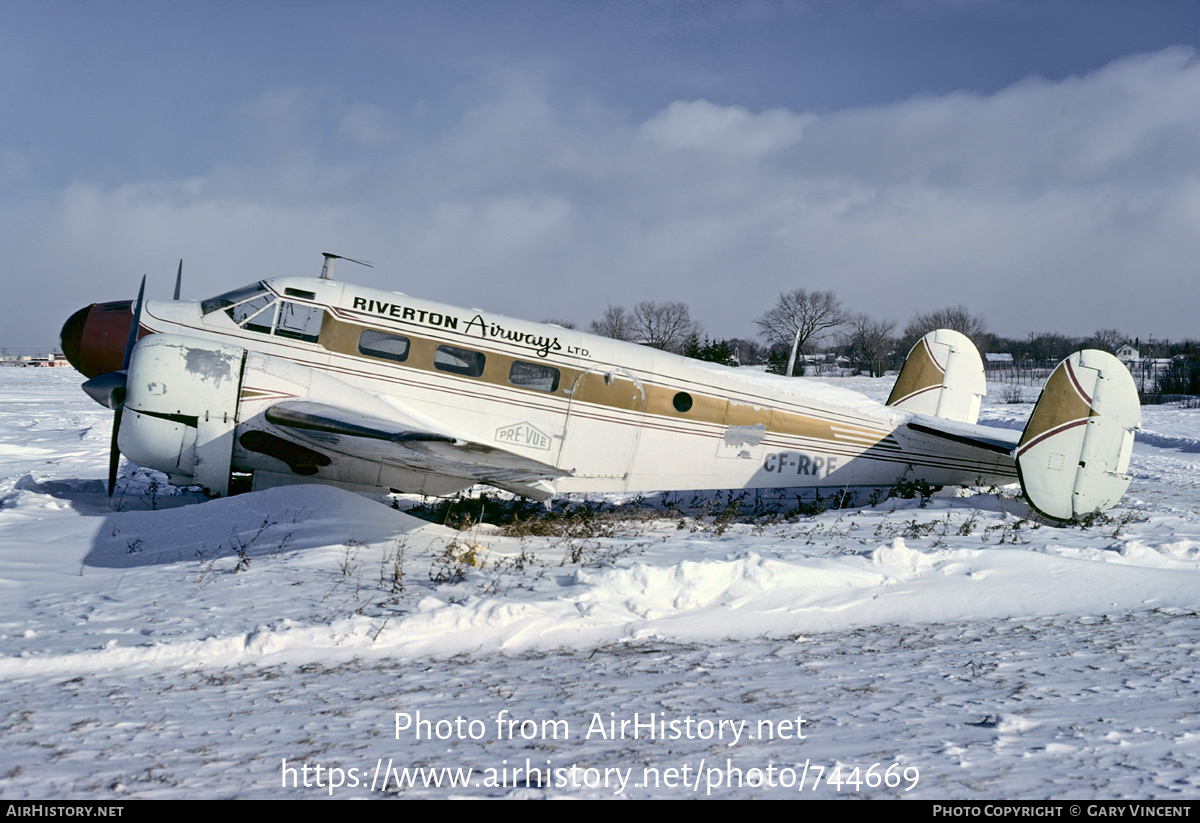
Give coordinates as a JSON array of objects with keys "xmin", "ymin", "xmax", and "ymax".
[
  {"xmin": 9, "ymin": 47, "xmax": 1200, "ymax": 349},
  {"xmin": 336, "ymin": 103, "xmax": 407, "ymax": 149},
  {"xmin": 798, "ymin": 47, "xmax": 1200, "ymax": 192},
  {"xmin": 639, "ymin": 100, "xmax": 810, "ymax": 157}
]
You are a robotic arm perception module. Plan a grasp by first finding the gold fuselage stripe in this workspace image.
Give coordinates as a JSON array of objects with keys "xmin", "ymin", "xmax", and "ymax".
[{"xmin": 316, "ymin": 310, "xmax": 898, "ymax": 454}]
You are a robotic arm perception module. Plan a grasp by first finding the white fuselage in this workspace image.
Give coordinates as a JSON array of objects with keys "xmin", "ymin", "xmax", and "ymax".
[{"xmin": 135, "ymin": 276, "xmax": 1017, "ymax": 497}]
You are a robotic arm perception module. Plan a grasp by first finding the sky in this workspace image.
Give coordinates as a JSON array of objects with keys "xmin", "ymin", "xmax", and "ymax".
[{"xmin": 2, "ymin": 0, "xmax": 1199, "ymax": 350}]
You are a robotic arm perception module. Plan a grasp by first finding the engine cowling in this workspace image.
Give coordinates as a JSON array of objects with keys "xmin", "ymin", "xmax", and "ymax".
[{"xmin": 120, "ymin": 334, "xmax": 245, "ymax": 495}]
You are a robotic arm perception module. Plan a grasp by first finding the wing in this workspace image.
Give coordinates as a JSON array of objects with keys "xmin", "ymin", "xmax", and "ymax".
[{"xmin": 263, "ymin": 400, "xmax": 568, "ymax": 501}]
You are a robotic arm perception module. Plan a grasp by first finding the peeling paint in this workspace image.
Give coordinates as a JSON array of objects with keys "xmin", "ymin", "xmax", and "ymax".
[
  {"xmin": 185, "ymin": 348, "xmax": 236, "ymax": 387},
  {"xmin": 723, "ymin": 424, "xmax": 766, "ymax": 447}
]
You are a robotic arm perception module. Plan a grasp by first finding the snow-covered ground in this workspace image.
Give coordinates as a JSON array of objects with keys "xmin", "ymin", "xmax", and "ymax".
[{"xmin": 2, "ymin": 368, "xmax": 1199, "ymax": 799}]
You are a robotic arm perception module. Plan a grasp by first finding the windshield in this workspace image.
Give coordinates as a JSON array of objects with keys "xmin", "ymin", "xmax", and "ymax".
[{"xmin": 200, "ymin": 282, "xmax": 268, "ymax": 316}]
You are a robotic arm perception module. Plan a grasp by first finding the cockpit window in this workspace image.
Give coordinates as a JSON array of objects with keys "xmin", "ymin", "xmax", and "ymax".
[
  {"xmin": 242, "ymin": 302, "xmax": 276, "ymax": 335},
  {"xmin": 226, "ymin": 293, "xmax": 274, "ymax": 326},
  {"xmin": 200, "ymin": 282, "xmax": 269, "ymax": 316}
]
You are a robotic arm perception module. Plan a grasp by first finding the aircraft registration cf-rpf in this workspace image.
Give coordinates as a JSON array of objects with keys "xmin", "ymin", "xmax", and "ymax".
[{"xmin": 60, "ymin": 256, "xmax": 1140, "ymax": 522}]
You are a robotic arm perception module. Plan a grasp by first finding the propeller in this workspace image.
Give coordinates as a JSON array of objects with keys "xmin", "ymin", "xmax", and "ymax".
[
  {"xmin": 80, "ymin": 275, "xmax": 145, "ymax": 495},
  {"xmin": 173, "ymin": 259, "xmax": 182, "ymax": 300}
]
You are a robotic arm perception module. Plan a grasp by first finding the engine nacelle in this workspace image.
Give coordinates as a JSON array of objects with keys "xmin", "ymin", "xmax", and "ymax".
[
  {"xmin": 118, "ymin": 332, "xmax": 477, "ymax": 499},
  {"xmin": 120, "ymin": 334, "xmax": 245, "ymax": 495}
]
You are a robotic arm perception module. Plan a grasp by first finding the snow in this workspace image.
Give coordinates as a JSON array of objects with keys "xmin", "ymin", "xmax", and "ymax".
[
  {"xmin": 2, "ymin": 367, "xmax": 1199, "ymax": 799},
  {"xmin": 689, "ymin": 358, "xmax": 904, "ymax": 422}
]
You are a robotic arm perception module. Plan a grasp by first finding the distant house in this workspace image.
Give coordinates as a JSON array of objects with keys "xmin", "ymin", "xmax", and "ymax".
[
  {"xmin": 1116, "ymin": 342, "xmax": 1140, "ymax": 363},
  {"xmin": 985, "ymin": 353, "xmax": 1014, "ymax": 364}
]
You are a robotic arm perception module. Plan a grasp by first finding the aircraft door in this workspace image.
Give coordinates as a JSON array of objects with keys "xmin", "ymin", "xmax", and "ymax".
[{"xmin": 556, "ymin": 366, "xmax": 646, "ymax": 486}]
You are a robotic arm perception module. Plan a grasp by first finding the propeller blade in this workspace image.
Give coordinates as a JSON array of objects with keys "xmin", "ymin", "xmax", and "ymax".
[
  {"xmin": 108, "ymin": 406, "xmax": 123, "ymax": 496},
  {"xmin": 121, "ymin": 275, "xmax": 146, "ymax": 371},
  {"xmin": 99, "ymin": 275, "xmax": 145, "ymax": 495},
  {"xmin": 173, "ymin": 260, "xmax": 182, "ymax": 300}
]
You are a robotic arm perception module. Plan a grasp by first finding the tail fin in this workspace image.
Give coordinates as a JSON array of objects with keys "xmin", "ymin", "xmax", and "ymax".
[
  {"xmin": 1016, "ymin": 350, "xmax": 1140, "ymax": 521},
  {"xmin": 887, "ymin": 329, "xmax": 985, "ymax": 424}
]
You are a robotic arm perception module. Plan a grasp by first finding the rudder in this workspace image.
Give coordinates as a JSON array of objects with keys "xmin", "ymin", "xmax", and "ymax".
[
  {"xmin": 1016, "ymin": 350, "xmax": 1140, "ymax": 521},
  {"xmin": 887, "ymin": 329, "xmax": 986, "ymax": 423}
]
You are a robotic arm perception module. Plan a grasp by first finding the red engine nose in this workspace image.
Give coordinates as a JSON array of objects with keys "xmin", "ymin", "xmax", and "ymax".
[{"xmin": 60, "ymin": 300, "xmax": 135, "ymax": 378}]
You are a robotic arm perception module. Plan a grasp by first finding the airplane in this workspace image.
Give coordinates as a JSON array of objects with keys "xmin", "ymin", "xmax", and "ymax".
[{"xmin": 59, "ymin": 255, "xmax": 1141, "ymax": 522}]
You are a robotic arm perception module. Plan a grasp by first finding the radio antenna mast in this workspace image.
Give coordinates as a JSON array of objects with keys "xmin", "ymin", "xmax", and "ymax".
[{"xmin": 319, "ymin": 252, "xmax": 374, "ymax": 281}]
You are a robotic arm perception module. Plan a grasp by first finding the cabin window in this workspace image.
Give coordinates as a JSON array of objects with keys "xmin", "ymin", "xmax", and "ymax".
[
  {"xmin": 358, "ymin": 329, "xmax": 410, "ymax": 363},
  {"xmin": 509, "ymin": 361, "xmax": 560, "ymax": 393},
  {"xmin": 201, "ymin": 282, "xmax": 268, "ymax": 316},
  {"xmin": 434, "ymin": 345, "xmax": 485, "ymax": 377},
  {"xmin": 673, "ymin": 392, "xmax": 693, "ymax": 413},
  {"xmin": 274, "ymin": 301, "xmax": 324, "ymax": 343}
]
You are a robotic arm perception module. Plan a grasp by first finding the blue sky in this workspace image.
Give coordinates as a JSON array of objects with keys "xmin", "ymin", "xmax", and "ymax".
[{"xmin": 3, "ymin": 1, "xmax": 1199, "ymax": 348}]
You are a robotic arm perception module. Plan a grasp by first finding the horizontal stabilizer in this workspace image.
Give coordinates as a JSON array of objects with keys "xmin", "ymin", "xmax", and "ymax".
[
  {"xmin": 887, "ymin": 329, "xmax": 985, "ymax": 424},
  {"xmin": 1015, "ymin": 350, "xmax": 1140, "ymax": 521},
  {"xmin": 907, "ymin": 418, "xmax": 1019, "ymax": 456}
]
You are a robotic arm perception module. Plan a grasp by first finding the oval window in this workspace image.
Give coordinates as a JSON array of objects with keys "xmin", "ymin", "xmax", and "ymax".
[
  {"xmin": 358, "ymin": 329, "xmax": 410, "ymax": 363},
  {"xmin": 673, "ymin": 392, "xmax": 693, "ymax": 413}
]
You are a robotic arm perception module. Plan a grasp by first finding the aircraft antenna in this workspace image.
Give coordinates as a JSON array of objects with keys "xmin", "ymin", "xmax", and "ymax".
[{"xmin": 320, "ymin": 252, "xmax": 374, "ymax": 281}]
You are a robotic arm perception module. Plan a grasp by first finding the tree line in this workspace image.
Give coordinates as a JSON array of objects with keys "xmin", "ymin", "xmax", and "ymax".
[{"xmin": 583, "ymin": 291, "xmax": 1200, "ymax": 392}]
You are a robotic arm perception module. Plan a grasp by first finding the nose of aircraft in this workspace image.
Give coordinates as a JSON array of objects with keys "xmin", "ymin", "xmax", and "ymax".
[
  {"xmin": 59, "ymin": 305, "xmax": 90, "ymax": 370},
  {"xmin": 59, "ymin": 300, "xmax": 135, "ymax": 378}
]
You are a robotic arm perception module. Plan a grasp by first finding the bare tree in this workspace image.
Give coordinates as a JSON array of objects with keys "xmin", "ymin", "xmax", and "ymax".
[
  {"xmin": 1024, "ymin": 332, "xmax": 1076, "ymax": 362},
  {"xmin": 755, "ymin": 289, "xmax": 848, "ymax": 375},
  {"xmin": 589, "ymin": 304, "xmax": 637, "ymax": 342},
  {"xmin": 632, "ymin": 300, "xmax": 702, "ymax": 354},
  {"xmin": 1090, "ymin": 327, "xmax": 1126, "ymax": 352},
  {"xmin": 846, "ymin": 313, "xmax": 896, "ymax": 377},
  {"xmin": 901, "ymin": 305, "xmax": 989, "ymax": 353}
]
